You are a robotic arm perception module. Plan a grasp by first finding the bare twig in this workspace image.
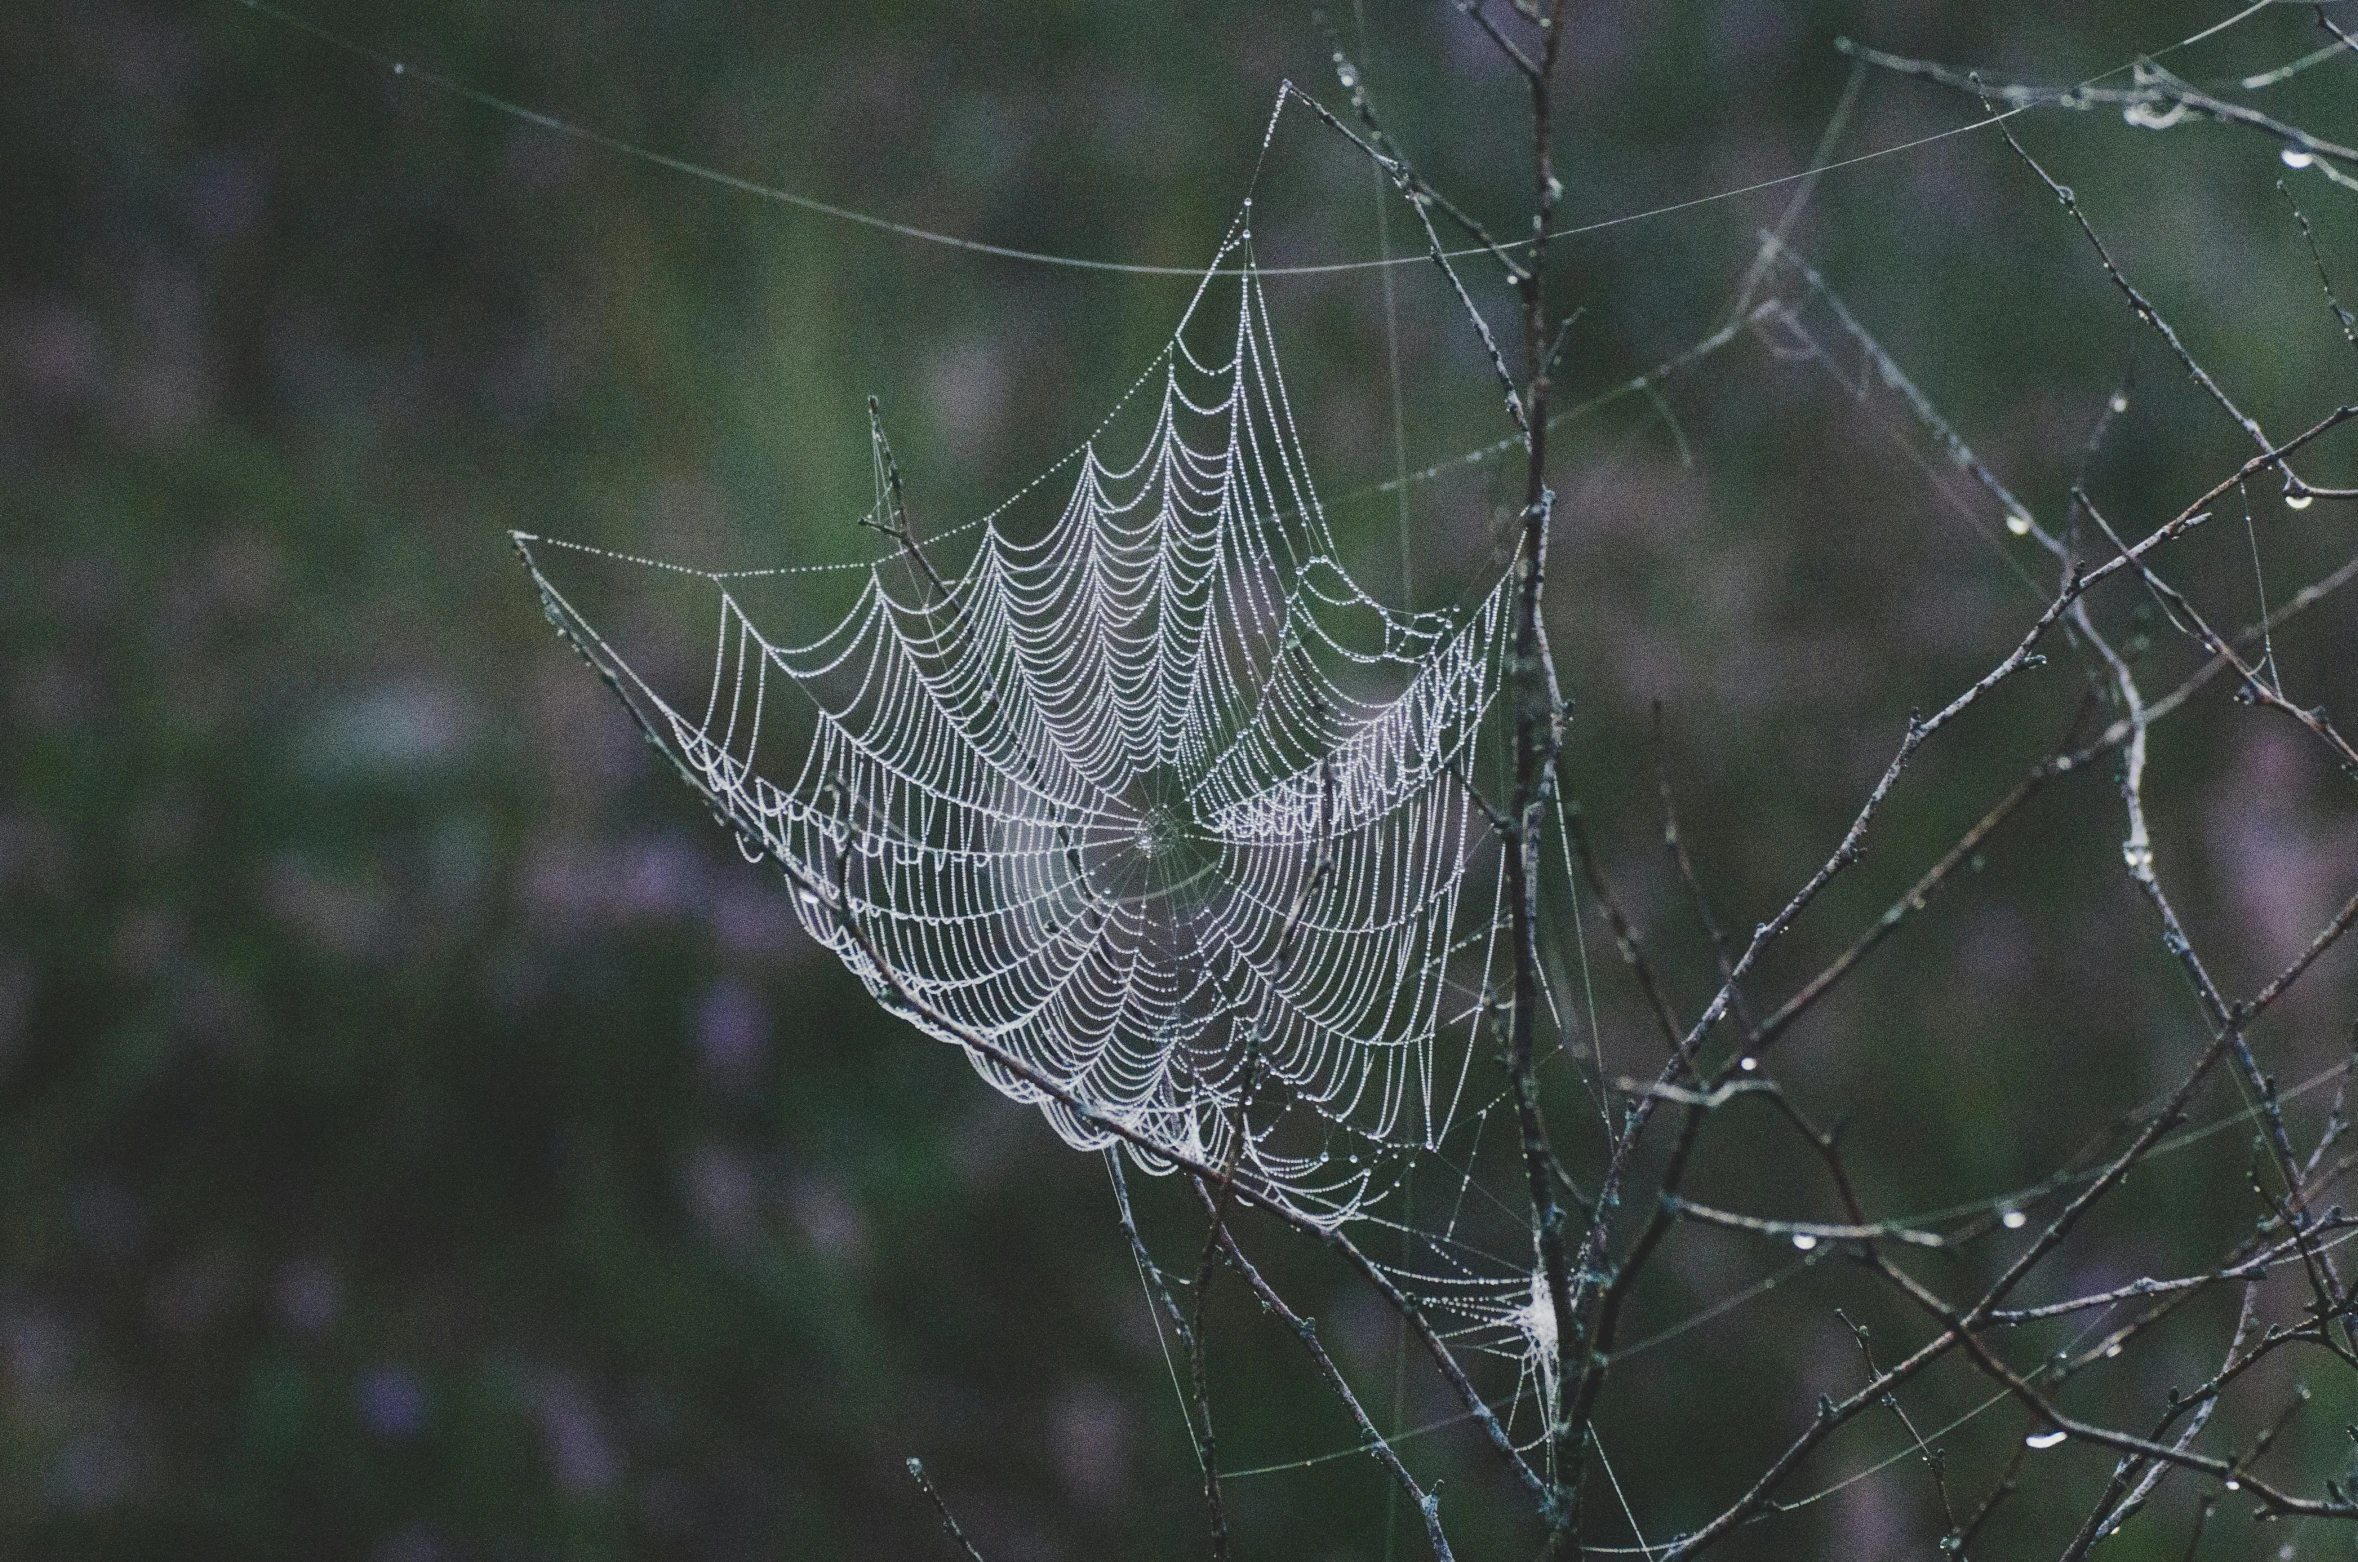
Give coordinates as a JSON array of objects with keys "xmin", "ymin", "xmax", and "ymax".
[
  {"xmin": 1985, "ymin": 97, "xmax": 2358, "ymax": 504},
  {"xmin": 1204, "ymin": 1204, "xmax": 1458, "ymax": 1561},
  {"xmin": 1563, "ymin": 801, "xmax": 1687, "ymax": 1056},
  {"xmin": 863, "ymin": 396, "xmax": 958, "ymax": 607},
  {"xmin": 1651, "ymin": 703, "xmax": 1755, "ymax": 1040},
  {"xmin": 1842, "ymin": 38, "xmax": 2358, "ymax": 171},
  {"xmin": 905, "ymin": 1458, "xmax": 992, "ymax": 1562}
]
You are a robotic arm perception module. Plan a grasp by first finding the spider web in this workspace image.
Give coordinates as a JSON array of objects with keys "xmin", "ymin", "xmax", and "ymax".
[
  {"xmin": 516, "ymin": 217, "xmax": 1528, "ymax": 1247},
  {"xmin": 508, "ymin": 209, "xmax": 2055, "ymax": 1470}
]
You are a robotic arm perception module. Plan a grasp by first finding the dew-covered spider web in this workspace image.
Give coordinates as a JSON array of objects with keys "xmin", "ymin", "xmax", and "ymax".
[
  {"xmin": 509, "ymin": 192, "xmax": 2147, "ymax": 1468},
  {"xmin": 516, "ymin": 213, "xmax": 1574, "ymax": 1388}
]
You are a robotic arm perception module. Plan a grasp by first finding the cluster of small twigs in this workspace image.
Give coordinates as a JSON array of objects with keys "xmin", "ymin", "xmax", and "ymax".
[{"xmin": 864, "ymin": 6, "xmax": 2358, "ymax": 1558}]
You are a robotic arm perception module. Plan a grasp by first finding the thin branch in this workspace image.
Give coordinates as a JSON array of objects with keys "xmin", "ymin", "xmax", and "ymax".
[
  {"xmin": 1841, "ymin": 1311, "xmax": 1960, "ymax": 1539},
  {"xmin": 2280, "ymin": 181, "xmax": 2358, "ymax": 364},
  {"xmin": 1317, "ymin": 23, "xmax": 1530, "ymax": 275},
  {"xmin": 1661, "ymin": 880, "xmax": 2358, "ymax": 1558},
  {"xmin": 1651, "ymin": 401, "xmax": 2358, "ymax": 1091},
  {"xmin": 2322, "ymin": 3, "xmax": 2358, "ymax": 59},
  {"xmin": 864, "ymin": 396, "xmax": 958, "ymax": 608},
  {"xmin": 2082, "ymin": 487, "xmax": 2358, "ymax": 773},
  {"xmin": 1981, "ymin": 94, "xmax": 2358, "ymax": 506},
  {"xmin": 1204, "ymin": 1206, "xmax": 1457, "ymax": 1562},
  {"xmin": 1652, "ymin": 703, "xmax": 1756, "ymax": 1041},
  {"xmin": 1664, "ymin": 1196, "xmax": 1948, "ymax": 1249},
  {"xmin": 1754, "ymin": 538, "xmax": 2358, "ymax": 1055},
  {"xmin": 1949, "ymin": 1431, "xmax": 2027, "ymax": 1560},
  {"xmin": 2063, "ymin": 1284, "xmax": 2261, "ymax": 1561},
  {"xmin": 1286, "ymin": 84, "xmax": 1530, "ymax": 426},
  {"xmin": 1841, "ymin": 38, "xmax": 2358, "ymax": 171},
  {"xmin": 1754, "ymin": 756, "xmax": 2054, "ymax": 1051},
  {"xmin": 1872, "ymin": 1254, "xmax": 2358, "ymax": 1519},
  {"xmin": 1563, "ymin": 802, "xmax": 1687, "ymax": 1055},
  {"xmin": 1183, "ymin": 1047, "xmax": 1265, "ymax": 1562},
  {"xmin": 905, "ymin": 1459, "xmax": 992, "ymax": 1562},
  {"xmin": 1987, "ymin": 1218, "xmax": 2358, "ymax": 1323}
]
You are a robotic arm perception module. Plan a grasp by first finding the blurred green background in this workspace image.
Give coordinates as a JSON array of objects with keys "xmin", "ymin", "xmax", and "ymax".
[{"xmin": 4, "ymin": 2, "xmax": 2356, "ymax": 1558}]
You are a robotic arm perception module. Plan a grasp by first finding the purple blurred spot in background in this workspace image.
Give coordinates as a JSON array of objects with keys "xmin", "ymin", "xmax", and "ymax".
[
  {"xmin": 273, "ymin": 1258, "xmax": 340, "ymax": 1336},
  {"xmin": 696, "ymin": 977, "xmax": 768, "ymax": 1092},
  {"xmin": 354, "ymin": 1364, "xmax": 429, "ymax": 1442}
]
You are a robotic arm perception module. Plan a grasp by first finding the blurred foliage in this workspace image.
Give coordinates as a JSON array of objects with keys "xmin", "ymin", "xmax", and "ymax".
[{"xmin": 3, "ymin": 2, "xmax": 2355, "ymax": 1559}]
